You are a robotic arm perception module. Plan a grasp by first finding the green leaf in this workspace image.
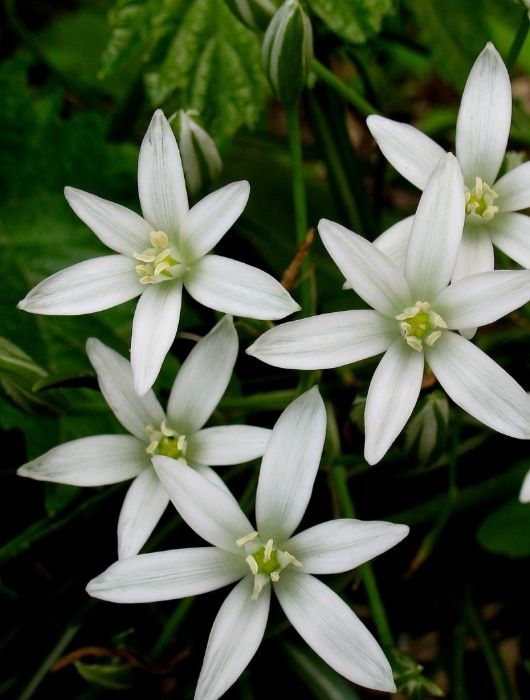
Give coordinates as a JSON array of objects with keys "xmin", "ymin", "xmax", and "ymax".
[
  {"xmin": 477, "ymin": 499, "xmax": 530, "ymax": 558},
  {"xmin": 75, "ymin": 660, "xmax": 134, "ymax": 690},
  {"xmin": 307, "ymin": 0, "xmax": 395, "ymax": 44}
]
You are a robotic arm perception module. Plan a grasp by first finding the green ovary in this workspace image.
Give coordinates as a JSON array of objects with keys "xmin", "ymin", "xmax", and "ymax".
[
  {"xmin": 252, "ymin": 546, "xmax": 281, "ymax": 575},
  {"xmin": 406, "ymin": 312, "xmax": 432, "ymax": 339}
]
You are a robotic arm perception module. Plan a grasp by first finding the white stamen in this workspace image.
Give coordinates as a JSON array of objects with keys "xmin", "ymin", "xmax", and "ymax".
[
  {"xmin": 264, "ymin": 539, "xmax": 274, "ymax": 562},
  {"xmin": 150, "ymin": 230, "xmax": 169, "ymax": 248},
  {"xmin": 426, "ymin": 331, "xmax": 442, "ymax": 347},
  {"xmin": 251, "ymin": 579, "xmax": 263, "ymax": 600},
  {"xmin": 236, "ymin": 531, "xmax": 259, "ymax": 547},
  {"xmin": 246, "ymin": 555, "xmax": 259, "ymax": 575}
]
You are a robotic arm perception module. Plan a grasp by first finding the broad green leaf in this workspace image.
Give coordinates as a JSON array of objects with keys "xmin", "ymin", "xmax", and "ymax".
[
  {"xmin": 307, "ymin": 0, "xmax": 395, "ymax": 44},
  {"xmin": 75, "ymin": 660, "xmax": 135, "ymax": 690},
  {"xmin": 477, "ymin": 499, "xmax": 530, "ymax": 558}
]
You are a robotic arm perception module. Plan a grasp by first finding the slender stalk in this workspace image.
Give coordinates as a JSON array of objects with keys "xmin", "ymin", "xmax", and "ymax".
[
  {"xmin": 311, "ymin": 59, "xmax": 380, "ymax": 117},
  {"xmin": 452, "ymin": 622, "xmax": 469, "ymax": 700},
  {"xmin": 506, "ymin": 9, "xmax": 529, "ymax": 73},
  {"xmin": 150, "ymin": 598, "xmax": 194, "ymax": 658},
  {"xmin": 285, "ymin": 101, "xmax": 312, "ymax": 316},
  {"xmin": 331, "ymin": 465, "xmax": 394, "ymax": 653}
]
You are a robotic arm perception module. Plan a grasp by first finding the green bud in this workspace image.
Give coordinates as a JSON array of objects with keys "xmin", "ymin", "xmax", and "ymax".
[
  {"xmin": 170, "ymin": 110, "xmax": 222, "ymax": 197},
  {"xmin": 262, "ymin": 0, "xmax": 313, "ymax": 105},
  {"xmin": 224, "ymin": 0, "xmax": 281, "ymax": 31},
  {"xmin": 392, "ymin": 649, "xmax": 445, "ymax": 698},
  {"xmin": 405, "ymin": 391, "xmax": 449, "ymax": 465}
]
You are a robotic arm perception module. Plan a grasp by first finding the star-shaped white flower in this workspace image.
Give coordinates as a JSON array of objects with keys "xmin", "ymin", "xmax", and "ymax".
[
  {"xmin": 247, "ymin": 154, "xmax": 530, "ymax": 464},
  {"xmin": 87, "ymin": 387, "xmax": 409, "ymax": 698},
  {"xmin": 367, "ymin": 43, "xmax": 530, "ymax": 281},
  {"xmin": 17, "ymin": 110, "xmax": 299, "ymax": 395},
  {"xmin": 18, "ymin": 316, "xmax": 271, "ymax": 559}
]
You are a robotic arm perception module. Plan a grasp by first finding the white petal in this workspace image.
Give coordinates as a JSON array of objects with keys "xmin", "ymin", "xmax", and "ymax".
[
  {"xmin": 426, "ymin": 331, "xmax": 530, "ymax": 438},
  {"xmin": 138, "ymin": 110, "xmax": 188, "ymax": 235},
  {"xmin": 86, "ymin": 547, "xmax": 245, "ymax": 603},
  {"xmin": 489, "ymin": 213, "xmax": 530, "ymax": 268},
  {"xmin": 187, "ymin": 426, "xmax": 271, "ymax": 465},
  {"xmin": 64, "ymin": 186, "xmax": 152, "ymax": 256},
  {"xmin": 195, "ymin": 576, "xmax": 270, "ymax": 700},
  {"xmin": 318, "ymin": 219, "xmax": 411, "ymax": 317},
  {"xmin": 117, "ymin": 467, "xmax": 170, "ymax": 559},
  {"xmin": 131, "ymin": 282, "xmax": 183, "ymax": 395},
  {"xmin": 185, "ymin": 255, "xmax": 300, "ymax": 319},
  {"xmin": 17, "ymin": 256, "xmax": 142, "ymax": 315},
  {"xmin": 405, "ymin": 153, "xmax": 465, "ymax": 299},
  {"xmin": 452, "ymin": 223, "xmax": 495, "ymax": 282},
  {"xmin": 194, "ymin": 464, "xmax": 241, "ymax": 502},
  {"xmin": 495, "ymin": 162, "xmax": 530, "ymax": 213},
  {"xmin": 17, "ymin": 435, "xmax": 147, "ymax": 486},
  {"xmin": 275, "ymin": 572, "xmax": 395, "ymax": 692},
  {"xmin": 246, "ymin": 311, "xmax": 395, "ymax": 370},
  {"xmin": 366, "ymin": 115, "xmax": 445, "ymax": 190},
  {"xmin": 364, "ymin": 340, "xmax": 424, "ymax": 465},
  {"xmin": 520, "ymin": 469, "xmax": 530, "ymax": 503},
  {"xmin": 152, "ymin": 456, "xmax": 253, "ymax": 551},
  {"xmin": 256, "ymin": 387, "xmax": 326, "ymax": 541},
  {"xmin": 456, "ymin": 43, "xmax": 511, "ymax": 185},
  {"xmin": 86, "ymin": 338, "xmax": 165, "ymax": 441},
  {"xmin": 434, "ymin": 270, "xmax": 530, "ymax": 329},
  {"xmin": 167, "ymin": 315, "xmax": 237, "ymax": 434},
  {"xmin": 179, "ymin": 181, "xmax": 250, "ymax": 262},
  {"xmin": 373, "ymin": 215, "xmax": 414, "ymax": 271},
  {"xmin": 285, "ymin": 519, "xmax": 409, "ymax": 575}
]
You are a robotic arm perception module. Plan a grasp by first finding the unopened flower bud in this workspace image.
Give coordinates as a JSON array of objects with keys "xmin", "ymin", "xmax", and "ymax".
[
  {"xmin": 224, "ymin": 0, "xmax": 281, "ymax": 31},
  {"xmin": 170, "ymin": 110, "xmax": 222, "ymax": 197},
  {"xmin": 262, "ymin": 0, "xmax": 313, "ymax": 105},
  {"xmin": 405, "ymin": 391, "xmax": 449, "ymax": 464}
]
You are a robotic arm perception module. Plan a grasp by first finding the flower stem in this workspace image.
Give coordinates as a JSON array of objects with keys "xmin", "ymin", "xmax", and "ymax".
[
  {"xmin": 311, "ymin": 59, "xmax": 380, "ymax": 117},
  {"xmin": 331, "ymin": 464, "xmax": 395, "ymax": 653},
  {"xmin": 285, "ymin": 101, "xmax": 312, "ymax": 316},
  {"xmin": 506, "ymin": 9, "xmax": 529, "ymax": 74},
  {"xmin": 150, "ymin": 598, "xmax": 194, "ymax": 658}
]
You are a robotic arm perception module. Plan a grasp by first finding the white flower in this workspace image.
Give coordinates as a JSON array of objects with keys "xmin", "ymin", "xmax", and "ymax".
[
  {"xmin": 521, "ymin": 469, "xmax": 530, "ymax": 502},
  {"xmin": 86, "ymin": 387, "xmax": 409, "ymax": 698},
  {"xmin": 17, "ymin": 316, "xmax": 271, "ymax": 559},
  {"xmin": 368, "ymin": 43, "xmax": 530, "ymax": 280},
  {"xmin": 247, "ymin": 154, "xmax": 530, "ymax": 464},
  {"xmin": 17, "ymin": 110, "xmax": 299, "ymax": 395}
]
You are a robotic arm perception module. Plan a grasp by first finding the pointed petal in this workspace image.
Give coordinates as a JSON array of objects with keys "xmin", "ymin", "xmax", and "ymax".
[
  {"xmin": 426, "ymin": 331, "xmax": 530, "ymax": 438},
  {"xmin": 138, "ymin": 110, "xmax": 188, "ymax": 235},
  {"xmin": 187, "ymin": 426, "xmax": 271, "ymax": 466},
  {"xmin": 434, "ymin": 270, "xmax": 530, "ymax": 329},
  {"xmin": 364, "ymin": 340, "xmax": 424, "ymax": 465},
  {"xmin": 452, "ymin": 223, "xmax": 495, "ymax": 282},
  {"xmin": 405, "ymin": 153, "xmax": 465, "ymax": 299},
  {"xmin": 275, "ymin": 572, "xmax": 395, "ymax": 692},
  {"xmin": 256, "ymin": 388, "xmax": 326, "ymax": 541},
  {"xmin": 86, "ymin": 547, "xmax": 246, "ymax": 603},
  {"xmin": 195, "ymin": 576, "xmax": 270, "ymax": 700},
  {"xmin": 489, "ymin": 213, "xmax": 530, "ymax": 268},
  {"xmin": 495, "ymin": 161, "xmax": 530, "ymax": 212},
  {"xmin": 117, "ymin": 467, "xmax": 170, "ymax": 559},
  {"xmin": 86, "ymin": 338, "xmax": 165, "ymax": 441},
  {"xmin": 185, "ymin": 255, "xmax": 300, "ymax": 319},
  {"xmin": 17, "ymin": 256, "xmax": 142, "ymax": 315},
  {"xmin": 152, "ymin": 456, "xmax": 253, "ymax": 551},
  {"xmin": 373, "ymin": 215, "xmax": 414, "ymax": 271},
  {"xmin": 285, "ymin": 519, "xmax": 409, "ymax": 575},
  {"xmin": 246, "ymin": 311, "xmax": 395, "ymax": 370},
  {"xmin": 131, "ymin": 282, "xmax": 182, "ymax": 395},
  {"xmin": 167, "ymin": 315, "xmax": 237, "ymax": 434},
  {"xmin": 17, "ymin": 435, "xmax": 147, "ymax": 486},
  {"xmin": 520, "ymin": 469, "xmax": 530, "ymax": 503},
  {"xmin": 179, "ymin": 181, "xmax": 250, "ymax": 261},
  {"xmin": 64, "ymin": 186, "xmax": 152, "ymax": 256},
  {"xmin": 366, "ymin": 115, "xmax": 445, "ymax": 190},
  {"xmin": 318, "ymin": 219, "xmax": 411, "ymax": 317},
  {"xmin": 456, "ymin": 43, "xmax": 511, "ymax": 185}
]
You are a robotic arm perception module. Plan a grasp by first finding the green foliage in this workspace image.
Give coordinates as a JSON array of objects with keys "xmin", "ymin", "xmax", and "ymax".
[
  {"xmin": 307, "ymin": 0, "xmax": 395, "ymax": 44},
  {"xmin": 75, "ymin": 660, "xmax": 134, "ymax": 691},
  {"xmin": 478, "ymin": 499, "xmax": 530, "ymax": 557},
  {"xmin": 284, "ymin": 642, "xmax": 362, "ymax": 699}
]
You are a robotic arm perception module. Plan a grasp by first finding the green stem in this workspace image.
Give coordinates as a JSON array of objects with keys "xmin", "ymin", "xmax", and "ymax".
[
  {"xmin": 506, "ymin": 9, "xmax": 529, "ymax": 73},
  {"xmin": 311, "ymin": 59, "xmax": 380, "ymax": 117},
  {"xmin": 452, "ymin": 622, "xmax": 469, "ymax": 700},
  {"xmin": 331, "ymin": 465, "xmax": 394, "ymax": 653},
  {"xmin": 464, "ymin": 589, "xmax": 514, "ymax": 700},
  {"xmin": 285, "ymin": 101, "xmax": 312, "ymax": 316},
  {"xmin": 150, "ymin": 598, "xmax": 194, "ymax": 658}
]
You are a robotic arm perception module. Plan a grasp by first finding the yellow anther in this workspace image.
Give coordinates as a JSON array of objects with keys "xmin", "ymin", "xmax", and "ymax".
[
  {"xmin": 465, "ymin": 177, "xmax": 499, "ymax": 222},
  {"xmin": 397, "ymin": 301, "xmax": 446, "ymax": 352},
  {"xmin": 246, "ymin": 555, "xmax": 259, "ymax": 576},
  {"xmin": 264, "ymin": 539, "xmax": 274, "ymax": 562},
  {"xmin": 236, "ymin": 531, "xmax": 259, "ymax": 547},
  {"xmin": 150, "ymin": 230, "xmax": 169, "ymax": 248}
]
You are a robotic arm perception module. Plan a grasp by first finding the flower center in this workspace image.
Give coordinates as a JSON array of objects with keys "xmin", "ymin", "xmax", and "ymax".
[
  {"xmin": 396, "ymin": 301, "xmax": 446, "ymax": 352},
  {"xmin": 133, "ymin": 231, "xmax": 182, "ymax": 285},
  {"xmin": 465, "ymin": 177, "xmax": 499, "ymax": 222},
  {"xmin": 236, "ymin": 531, "xmax": 302, "ymax": 600},
  {"xmin": 145, "ymin": 420, "xmax": 187, "ymax": 460}
]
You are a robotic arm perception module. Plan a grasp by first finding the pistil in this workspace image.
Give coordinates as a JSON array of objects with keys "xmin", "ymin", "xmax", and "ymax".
[
  {"xmin": 236, "ymin": 532, "xmax": 302, "ymax": 599},
  {"xmin": 145, "ymin": 420, "xmax": 187, "ymax": 460},
  {"xmin": 465, "ymin": 177, "xmax": 499, "ymax": 222},
  {"xmin": 396, "ymin": 301, "xmax": 446, "ymax": 352}
]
